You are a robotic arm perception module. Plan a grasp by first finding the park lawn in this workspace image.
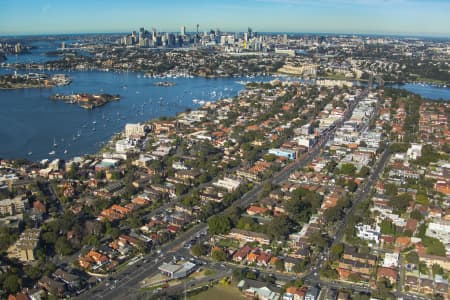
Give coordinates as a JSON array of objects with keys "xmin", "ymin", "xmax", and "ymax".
[{"xmin": 189, "ymin": 284, "xmax": 245, "ymax": 300}]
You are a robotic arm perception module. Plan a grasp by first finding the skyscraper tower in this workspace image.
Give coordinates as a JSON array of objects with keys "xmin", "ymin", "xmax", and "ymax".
[
  {"xmin": 152, "ymin": 28, "xmax": 157, "ymax": 42},
  {"xmin": 195, "ymin": 24, "xmax": 200, "ymax": 46},
  {"xmin": 180, "ymin": 25, "xmax": 186, "ymax": 36},
  {"xmin": 139, "ymin": 27, "xmax": 144, "ymax": 43}
]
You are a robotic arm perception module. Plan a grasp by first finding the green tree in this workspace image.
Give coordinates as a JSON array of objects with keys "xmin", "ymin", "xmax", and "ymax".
[
  {"xmin": 95, "ymin": 170, "xmax": 106, "ymax": 179},
  {"xmin": 410, "ymin": 209, "xmax": 424, "ymax": 221},
  {"xmin": 346, "ymin": 180, "xmax": 358, "ymax": 193},
  {"xmin": 265, "ymin": 215, "xmax": 293, "ymax": 241},
  {"xmin": 415, "ymin": 193, "xmax": 429, "ymax": 206},
  {"xmin": 237, "ymin": 217, "xmax": 259, "ymax": 232},
  {"xmin": 319, "ymin": 263, "xmax": 338, "ymax": 279},
  {"xmin": 246, "ymin": 270, "xmax": 257, "ymax": 280},
  {"xmin": 0, "ymin": 226, "xmax": 19, "ymax": 249},
  {"xmin": 419, "ymin": 262, "xmax": 429, "ymax": 274},
  {"xmin": 198, "ymin": 174, "xmax": 210, "ymax": 184},
  {"xmin": 24, "ymin": 265, "xmax": 41, "ymax": 281},
  {"xmin": 211, "ymin": 248, "xmax": 227, "ymax": 261},
  {"xmin": 348, "ymin": 273, "xmax": 362, "ymax": 282},
  {"xmin": 3, "ymin": 274, "xmax": 21, "ymax": 294},
  {"xmin": 310, "ymin": 231, "xmax": 328, "ymax": 251},
  {"xmin": 353, "ymin": 294, "xmax": 370, "ymax": 300},
  {"xmin": 423, "ymin": 237, "xmax": 446, "ymax": 256},
  {"xmin": 417, "ymin": 223, "xmax": 427, "ymax": 239},
  {"xmin": 207, "ymin": 215, "xmax": 231, "ymax": 235},
  {"xmin": 264, "ymin": 154, "xmax": 277, "ymax": 162},
  {"xmin": 385, "ymin": 183, "xmax": 398, "ymax": 197},
  {"xmin": 406, "ymin": 251, "xmax": 419, "ymax": 265},
  {"xmin": 432, "ymin": 263, "xmax": 444, "ymax": 276},
  {"xmin": 374, "ymin": 278, "xmax": 394, "ymax": 300},
  {"xmin": 415, "ymin": 144, "xmax": 441, "ymax": 166},
  {"xmin": 232, "ymin": 268, "xmax": 246, "ymax": 281},
  {"xmin": 390, "ymin": 193, "xmax": 412, "ymax": 213},
  {"xmin": 175, "ymin": 183, "xmax": 188, "ymax": 196},
  {"xmin": 109, "ymin": 227, "xmax": 121, "ymax": 239},
  {"xmin": 293, "ymin": 261, "xmax": 307, "ymax": 273},
  {"xmin": 110, "ymin": 171, "xmax": 121, "ymax": 180},
  {"xmin": 191, "ymin": 244, "xmax": 207, "ymax": 257},
  {"xmin": 390, "ymin": 143, "xmax": 410, "ymax": 153},
  {"xmin": 55, "ymin": 237, "xmax": 73, "ymax": 256},
  {"xmin": 380, "ymin": 220, "xmax": 396, "ymax": 235},
  {"xmin": 358, "ymin": 166, "xmax": 370, "ymax": 177},
  {"xmin": 275, "ymin": 259, "xmax": 285, "ymax": 271},
  {"xmin": 330, "ymin": 243, "xmax": 344, "ymax": 261},
  {"xmin": 340, "ymin": 163, "xmax": 357, "ymax": 176}
]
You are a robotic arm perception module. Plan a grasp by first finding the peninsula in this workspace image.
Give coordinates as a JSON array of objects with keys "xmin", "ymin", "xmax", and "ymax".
[{"xmin": 0, "ymin": 73, "xmax": 71, "ymax": 89}]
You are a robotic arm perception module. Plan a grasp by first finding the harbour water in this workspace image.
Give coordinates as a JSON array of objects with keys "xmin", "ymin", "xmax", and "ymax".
[
  {"xmin": 389, "ymin": 83, "xmax": 450, "ymax": 101},
  {"xmin": 0, "ymin": 69, "xmax": 273, "ymax": 160}
]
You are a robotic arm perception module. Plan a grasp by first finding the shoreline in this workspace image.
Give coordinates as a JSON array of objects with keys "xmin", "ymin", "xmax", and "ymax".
[
  {"xmin": 2, "ymin": 66, "xmax": 449, "ymax": 89},
  {"xmin": 0, "ymin": 85, "xmax": 52, "ymax": 90}
]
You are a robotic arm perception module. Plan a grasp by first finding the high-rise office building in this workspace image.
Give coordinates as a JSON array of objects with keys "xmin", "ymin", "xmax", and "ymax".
[
  {"xmin": 139, "ymin": 27, "xmax": 145, "ymax": 43},
  {"xmin": 152, "ymin": 28, "xmax": 158, "ymax": 42},
  {"xmin": 180, "ymin": 25, "xmax": 186, "ymax": 36},
  {"xmin": 168, "ymin": 33, "xmax": 176, "ymax": 47}
]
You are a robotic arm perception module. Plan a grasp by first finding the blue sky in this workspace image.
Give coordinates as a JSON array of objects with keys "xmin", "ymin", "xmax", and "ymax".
[{"xmin": 1, "ymin": 0, "xmax": 449, "ymax": 36}]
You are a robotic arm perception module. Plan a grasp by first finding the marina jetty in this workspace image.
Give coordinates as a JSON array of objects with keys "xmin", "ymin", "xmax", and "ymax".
[
  {"xmin": 0, "ymin": 73, "xmax": 71, "ymax": 89},
  {"xmin": 153, "ymin": 81, "xmax": 176, "ymax": 87},
  {"xmin": 50, "ymin": 93, "xmax": 120, "ymax": 109}
]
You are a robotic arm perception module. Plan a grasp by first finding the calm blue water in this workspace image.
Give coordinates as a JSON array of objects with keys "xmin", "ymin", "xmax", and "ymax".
[
  {"xmin": 3, "ymin": 39, "xmax": 82, "ymax": 64},
  {"xmin": 0, "ymin": 69, "xmax": 273, "ymax": 160},
  {"xmin": 389, "ymin": 83, "xmax": 450, "ymax": 101}
]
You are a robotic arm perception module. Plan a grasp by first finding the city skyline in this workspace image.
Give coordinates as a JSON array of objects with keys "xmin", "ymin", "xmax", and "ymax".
[{"xmin": 1, "ymin": 0, "xmax": 450, "ymax": 37}]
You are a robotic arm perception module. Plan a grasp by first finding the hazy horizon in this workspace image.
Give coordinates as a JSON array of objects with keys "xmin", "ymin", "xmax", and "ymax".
[{"xmin": 1, "ymin": 0, "xmax": 450, "ymax": 37}]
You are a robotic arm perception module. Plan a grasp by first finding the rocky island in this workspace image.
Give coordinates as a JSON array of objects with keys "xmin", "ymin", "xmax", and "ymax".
[{"xmin": 50, "ymin": 93, "xmax": 120, "ymax": 109}]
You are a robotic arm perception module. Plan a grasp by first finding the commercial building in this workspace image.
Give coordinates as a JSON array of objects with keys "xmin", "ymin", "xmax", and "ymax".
[
  {"xmin": 125, "ymin": 123, "xmax": 147, "ymax": 139},
  {"xmin": 425, "ymin": 219, "xmax": 450, "ymax": 255},
  {"xmin": 227, "ymin": 228, "xmax": 271, "ymax": 245},
  {"xmin": 355, "ymin": 223, "xmax": 381, "ymax": 245},
  {"xmin": 158, "ymin": 261, "xmax": 196, "ymax": 279},
  {"xmin": 268, "ymin": 148, "xmax": 297, "ymax": 160},
  {"xmin": 0, "ymin": 195, "xmax": 27, "ymax": 216},
  {"xmin": 212, "ymin": 177, "xmax": 241, "ymax": 192}
]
